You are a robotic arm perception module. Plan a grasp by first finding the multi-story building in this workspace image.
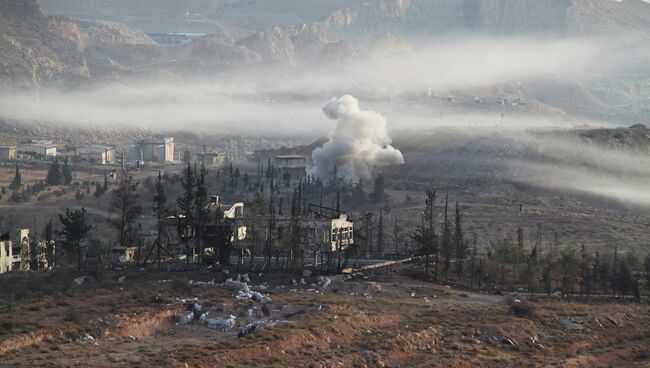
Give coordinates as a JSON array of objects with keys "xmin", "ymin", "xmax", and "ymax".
[
  {"xmin": 131, "ymin": 136, "xmax": 174, "ymax": 163},
  {"xmin": 0, "ymin": 228, "xmax": 31, "ymax": 274},
  {"xmin": 77, "ymin": 145, "xmax": 116, "ymax": 165},
  {"xmin": 0, "ymin": 240, "xmax": 13, "ymax": 273},
  {"xmin": 197, "ymin": 152, "xmax": 227, "ymax": 168},
  {"xmin": 17, "ymin": 140, "xmax": 57, "ymax": 157},
  {"xmin": 273, "ymin": 155, "xmax": 307, "ymax": 185}
]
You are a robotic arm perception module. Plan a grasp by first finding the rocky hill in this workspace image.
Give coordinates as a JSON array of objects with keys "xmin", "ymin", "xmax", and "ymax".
[
  {"xmin": 38, "ymin": 0, "xmax": 367, "ymax": 36},
  {"xmin": 238, "ymin": 0, "xmax": 650, "ymax": 62},
  {"xmin": 0, "ymin": 0, "xmax": 263, "ymax": 87},
  {"xmin": 0, "ymin": 0, "xmax": 155, "ymax": 90}
]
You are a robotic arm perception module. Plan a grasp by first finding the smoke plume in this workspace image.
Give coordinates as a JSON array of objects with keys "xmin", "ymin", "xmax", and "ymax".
[{"xmin": 309, "ymin": 95, "xmax": 404, "ymax": 182}]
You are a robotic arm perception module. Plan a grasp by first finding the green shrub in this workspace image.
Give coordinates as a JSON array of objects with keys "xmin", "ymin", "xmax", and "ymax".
[
  {"xmin": 171, "ymin": 276, "xmax": 191, "ymax": 295},
  {"xmin": 64, "ymin": 307, "xmax": 80, "ymax": 322}
]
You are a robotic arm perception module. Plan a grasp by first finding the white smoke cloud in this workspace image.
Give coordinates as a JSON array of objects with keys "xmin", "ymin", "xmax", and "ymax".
[{"xmin": 309, "ymin": 95, "xmax": 405, "ymax": 182}]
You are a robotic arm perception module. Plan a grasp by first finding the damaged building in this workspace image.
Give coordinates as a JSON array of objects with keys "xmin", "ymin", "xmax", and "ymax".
[
  {"xmin": 197, "ymin": 152, "xmax": 227, "ymax": 168},
  {"xmin": 17, "ymin": 140, "xmax": 57, "ymax": 158},
  {"xmin": 131, "ymin": 136, "xmax": 174, "ymax": 163},
  {"xmin": 273, "ymin": 155, "xmax": 307, "ymax": 186},
  {"xmin": 0, "ymin": 145, "xmax": 16, "ymax": 160},
  {"xmin": 76, "ymin": 145, "xmax": 116, "ymax": 165},
  {"xmin": 0, "ymin": 229, "xmax": 32, "ymax": 273},
  {"xmin": 162, "ymin": 195, "xmax": 247, "ymax": 261},
  {"xmin": 270, "ymin": 204, "xmax": 354, "ymax": 269}
]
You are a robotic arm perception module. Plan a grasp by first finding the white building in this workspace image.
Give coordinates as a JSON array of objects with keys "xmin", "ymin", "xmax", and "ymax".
[
  {"xmin": 209, "ymin": 196, "xmax": 247, "ymax": 241},
  {"xmin": 0, "ymin": 240, "xmax": 14, "ymax": 273},
  {"xmin": 0, "ymin": 145, "xmax": 16, "ymax": 160},
  {"xmin": 77, "ymin": 145, "xmax": 116, "ymax": 165},
  {"xmin": 131, "ymin": 137, "xmax": 174, "ymax": 163},
  {"xmin": 198, "ymin": 152, "xmax": 227, "ymax": 167},
  {"xmin": 17, "ymin": 140, "xmax": 57, "ymax": 157},
  {"xmin": 0, "ymin": 229, "xmax": 30, "ymax": 274},
  {"xmin": 329, "ymin": 213, "xmax": 354, "ymax": 252}
]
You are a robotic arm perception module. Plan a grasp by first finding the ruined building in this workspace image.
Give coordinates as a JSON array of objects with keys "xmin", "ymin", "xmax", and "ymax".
[
  {"xmin": 77, "ymin": 145, "xmax": 116, "ymax": 165},
  {"xmin": 131, "ymin": 136, "xmax": 174, "ymax": 163}
]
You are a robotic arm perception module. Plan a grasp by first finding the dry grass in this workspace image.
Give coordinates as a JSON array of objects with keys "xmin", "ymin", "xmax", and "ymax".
[{"xmin": 0, "ymin": 268, "xmax": 647, "ymax": 367}]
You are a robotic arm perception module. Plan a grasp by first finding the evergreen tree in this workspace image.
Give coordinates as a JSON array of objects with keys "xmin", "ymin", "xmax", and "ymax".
[
  {"xmin": 9, "ymin": 163, "xmax": 21, "ymax": 190},
  {"xmin": 454, "ymin": 200, "xmax": 465, "ymax": 284},
  {"xmin": 94, "ymin": 174, "xmax": 108, "ymax": 197},
  {"xmin": 94, "ymin": 183, "xmax": 104, "ymax": 197},
  {"xmin": 214, "ymin": 206, "xmax": 233, "ymax": 266},
  {"xmin": 194, "ymin": 164, "xmax": 209, "ymax": 259},
  {"xmin": 377, "ymin": 209, "xmax": 384, "ymax": 256},
  {"xmin": 111, "ymin": 174, "xmax": 143, "ymax": 248},
  {"xmin": 411, "ymin": 190, "xmax": 437, "ymax": 279},
  {"xmin": 559, "ymin": 247, "xmax": 580, "ymax": 296},
  {"xmin": 243, "ymin": 172, "xmax": 250, "ymax": 189},
  {"xmin": 352, "ymin": 179, "xmax": 365, "ymax": 206},
  {"xmin": 57, "ymin": 208, "xmax": 93, "ymax": 271},
  {"xmin": 614, "ymin": 261, "xmax": 633, "ymax": 297},
  {"xmin": 266, "ymin": 158, "xmax": 273, "ymax": 179},
  {"xmin": 62, "ymin": 158, "xmax": 73, "ymax": 185},
  {"xmin": 42, "ymin": 219, "xmax": 56, "ymax": 267},
  {"xmin": 182, "ymin": 150, "xmax": 192, "ymax": 164},
  {"xmin": 152, "ymin": 171, "xmax": 167, "ymax": 271},
  {"xmin": 177, "ymin": 163, "xmax": 195, "ymax": 268},
  {"xmin": 441, "ymin": 192, "xmax": 452, "ymax": 279},
  {"xmin": 371, "ymin": 174, "xmax": 386, "ymax": 202},
  {"xmin": 46, "ymin": 159, "xmax": 62, "ymax": 186}
]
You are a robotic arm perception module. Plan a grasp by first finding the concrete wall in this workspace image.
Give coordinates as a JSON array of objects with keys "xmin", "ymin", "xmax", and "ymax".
[
  {"xmin": 0, "ymin": 241, "xmax": 13, "ymax": 274},
  {"xmin": 0, "ymin": 146, "xmax": 16, "ymax": 160}
]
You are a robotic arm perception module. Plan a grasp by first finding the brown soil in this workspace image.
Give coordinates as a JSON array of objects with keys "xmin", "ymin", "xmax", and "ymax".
[{"xmin": 0, "ymin": 269, "xmax": 648, "ymax": 367}]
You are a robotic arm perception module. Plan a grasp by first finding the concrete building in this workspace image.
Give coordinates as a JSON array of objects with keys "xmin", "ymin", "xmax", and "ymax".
[
  {"xmin": 17, "ymin": 140, "xmax": 57, "ymax": 157},
  {"xmin": 77, "ymin": 145, "xmax": 116, "ymax": 165},
  {"xmin": 274, "ymin": 205, "xmax": 354, "ymax": 255},
  {"xmin": 197, "ymin": 152, "xmax": 227, "ymax": 168},
  {"xmin": 0, "ymin": 240, "xmax": 14, "ymax": 273},
  {"xmin": 208, "ymin": 196, "xmax": 247, "ymax": 241},
  {"xmin": 0, "ymin": 145, "xmax": 16, "ymax": 160},
  {"xmin": 131, "ymin": 136, "xmax": 174, "ymax": 163},
  {"xmin": 15, "ymin": 229, "xmax": 30, "ymax": 271},
  {"xmin": 164, "ymin": 195, "xmax": 247, "ymax": 249},
  {"xmin": 300, "ymin": 208, "xmax": 354, "ymax": 253},
  {"xmin": 273, "ymin": 155, "xmax": 307, "ymax": 185},
  {"xmin": 0, "ymin": 228, "xmax": 31, "ymax": 274}
]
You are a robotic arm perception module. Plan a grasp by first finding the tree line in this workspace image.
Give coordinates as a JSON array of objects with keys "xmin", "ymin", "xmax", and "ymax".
[{"xmin": 411, "ymin": 189, "xmax": 650, "ymax": 300}]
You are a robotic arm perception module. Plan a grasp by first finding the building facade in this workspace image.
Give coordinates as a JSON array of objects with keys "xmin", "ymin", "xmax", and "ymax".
[
  {"xmin": 77, "ymin": 145, "xmax": 116, "ymax": 165},
  {"xmin": 0, "ymin": 145, "xmax": 16, "ymax": 160},
  {"xmin": 131, "ymin": 137, "xmax": 174, "ymax": 163},
  {"xmin": 17, "ymin": 140, "xmax": 57, "ymax": 157},
  {"xmin": 198, "ymin": 152, "xmax": 227, "ymax": 167},
  {"xmin": 0, "ymin": 240, "xmax": 13, "ymax": 273},
  {"xmin": 273, "ymin": 155, "xmax": 307, "ymax": 185}
]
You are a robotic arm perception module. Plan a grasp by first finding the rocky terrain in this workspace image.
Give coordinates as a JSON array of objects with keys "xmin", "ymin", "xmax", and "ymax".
[
  {"xmin": 1, "ymin": 0, "xmax": 649, "ymax": 124},
  {"xmin": 237, "ymin": 0, "xmax": 650, "ymax": 62},
  {"xmin": 39, "ymin": 0, "xmax": 369, "ymax": 37},
  {"xmin": 0, "ymin": 267, "xmax": 647, "ymax": 367}
]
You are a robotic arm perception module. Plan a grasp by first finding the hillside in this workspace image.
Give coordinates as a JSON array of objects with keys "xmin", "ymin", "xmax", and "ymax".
[
  {"xmin": 238, "ymin": 0, "xmax": 650, "ymax": 62},
  {"xmin": 38, "ymin": 0, "xmax": 368, "ymax": 36},
  {"xmin": 0, "ymin": 0, "xmax": 155, "ymax": 90}
]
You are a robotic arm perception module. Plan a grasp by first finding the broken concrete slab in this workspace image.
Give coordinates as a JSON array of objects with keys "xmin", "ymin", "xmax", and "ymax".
[{"xmin": 560, "ymin": 319, "xmax": 584, "ymax": 331}]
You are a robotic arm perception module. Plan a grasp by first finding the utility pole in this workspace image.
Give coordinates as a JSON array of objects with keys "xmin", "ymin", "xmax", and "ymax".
[
  {"xmin": 362, "ymin": 212, "xmax": 373, "ymax": 258},
  {"xmin": 393, "ymin": 214, "xmax": 400, "ymax": 254}
]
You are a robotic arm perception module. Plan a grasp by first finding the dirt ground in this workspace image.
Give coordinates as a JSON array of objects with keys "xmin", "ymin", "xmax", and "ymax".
[{"xmin": 0, "ymin": 266, "xmax": 648, "ymax": 368}]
